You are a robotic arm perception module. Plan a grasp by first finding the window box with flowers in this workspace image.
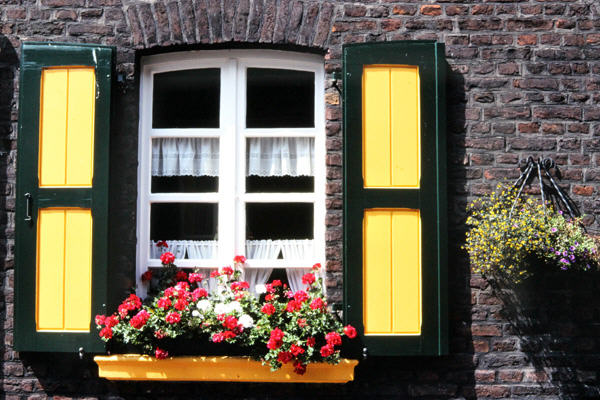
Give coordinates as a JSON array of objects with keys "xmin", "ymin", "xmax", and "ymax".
[{"xmin": 93, "ymin": 255, "xmax": 359, "ymax": 383}]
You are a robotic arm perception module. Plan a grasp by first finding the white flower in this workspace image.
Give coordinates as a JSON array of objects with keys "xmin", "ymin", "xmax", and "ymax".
[
  {"xmin": 238, "ymin": 314, "xmax": 254, "ymax": 328},
  {"xmin": 191, "ymin": 310, "xmax": 203, "ymax": 319},
  {"xmin": 214, "ymin": 302, "xmax": 228, "ymax": 315},
  {"xmin": 226, "ymin": 301, "xmax": 242, "ymax": 314},
  {"xmin": 255, "ymin": 284, "xmax": 266, "ymax": 294},
  {"xmin": 197, "ymin": 299, "xmax": 212, "ymax": 312}
]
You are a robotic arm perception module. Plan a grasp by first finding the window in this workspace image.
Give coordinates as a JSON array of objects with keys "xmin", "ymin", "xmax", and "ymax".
[{"xmin": 137, "ymin": 50, "xmax": 325, "ymax": 294}]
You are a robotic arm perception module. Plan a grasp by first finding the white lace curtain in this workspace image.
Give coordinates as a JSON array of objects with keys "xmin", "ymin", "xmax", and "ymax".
[
  {"xmin": 152, "ymin": 137, "xmax": 314, "ymax": 177},
  {"xmin": 247, "ymin": 137, "xmax": 314, "ymax": 176},
  {"xmin": 152, "ymin": 137, "xmax": 219, "ymax": 176},
  {"xmin": 150, "ymin": 240, "xmax": 217, "ymax": 259}
]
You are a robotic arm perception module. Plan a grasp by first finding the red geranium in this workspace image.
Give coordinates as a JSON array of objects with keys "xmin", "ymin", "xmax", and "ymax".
[
  {"xmin": 286, "ymin": 300, "xmax": 301, "ymax": 313},
  {"xmin": 277, "ymin": 351, "xmax": 293, "ymax": 364},
  {"xmin": 175, "ymin": 270, "xmax": 188, "ymax": 281},
  {"xmin": 312, "ymin": 263, "xmax": 321, "ymax": 270},
  {"xmin": 174, "ymin": 298, "xmax": 188, "ymax": 311},
  {"xmin": 290, "ymin": 344, "xmax": 305, "ymax": 356},
  {"xmin": 294, "ymin": 290, "xmax": 308, "ymax": 303},
  {"xmin": 155, "ymin": 347, "xmax": 169, "ymax": 359},
  {"xmin": 231, "ymin": 281, "xmax": 250, "ymax": 292},
  {"xmin": 302, "ymin": 273, "xmax": 315, "ymax": 286},
  {"xmin": 210, "ymin": 270, "xmax": 220, "ymax": 278},
  {"xmin": 130, "ymin": 310, "xmax": 150, "ymax": 329},
  {"xmin": 154, "ymin": 329, "xmax": 166, "ymax": 339},
  {"xmin": 261, "ymin": 303, "xmax": 276, "ymax": 315},
  {"xmin": 297, "ymin": 318, "xmax": 307, "ymax": 328},
  {"xmin": 320, "ymin": 344, "xmax": 335, "ymax": 357},
  {"xmin": 306, "ymin": 337, "xmax": 316, "ymax": 347},
  {"xmin": 344, "ymin": 325, "xmax": 357, "ymax": 339},
  {"xmin": 157, "ymin": 297, "xmax": 171, "ymax": 309},
  {"xmin": 221, "ymin": 266, "xmax": 234, "ymax": 275},
  {"xmin": 141, "ymin": 270, "xmax": 153, "ymax": 282},
  {"xmin": 188, "ymin": 273, "xmax": 203, "ymax": 283},
  {"xmin": 192, "ymin": 287, "xmax": 208, "ymax": 300},
  {"xmin": 212, "ymin": 332, "xmax": 225, "ymax": 343},
  {"xmin": 99, "ymin": 327, "xmax": 113, "ymax": 339},
  {"xmin": 325, "ymin": 332, "xmax": 342, "ymax": 346},
  {"xmin": 293, "ymin": 361, "xmax": 307, "ymax": 375},
  {"xmin": 233, "ymin": 255, "xmax": 247, "ymax": 263},
  {"xmin": 95, "ymin": 315, "xmax": 106, "ymax": 326},
  {"xmin": 223, "ymin": 315, "xmax": 238, "ymax": 330},
  {"xmin": 156, "ymin": 240, "xmax": 168, "ymax": 248},
  {"xmin": 165, "ymin": 312, "xmax": 181, "ymax": 324},
  {"xmin": 310, "ymin": 297, "xmax": 325, "ymax": 310},
  {"xmin": 160, "ymin": 251, "xmax": 175, "ymax": 265},
  {"xmin": 105, "ymin": 315, "xmax": 119, "ymax": 328}
]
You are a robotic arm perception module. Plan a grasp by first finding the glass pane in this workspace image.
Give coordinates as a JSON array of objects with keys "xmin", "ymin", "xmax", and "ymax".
[
  {"xmin": 151, "ymin": 203, "xmax": 217, "ymax": 241},
  {"xmin": 246, "ymin": 176, "xmax": 313, "ymax": 193},
  {"xmin": 246, "ymin": 203, "xmax": 313, "ymax": 240},
  {"xmin": 153, "ymin": 68, "xmax": 220, "ymax": 128},
  {"xmin": 152, "ymin": 137, "xmax": 219, "ymax": 192},
  {"xmin": 246, "ymin": 137, "xmax": 314, "ymax": 177},
  {"xmin": 246, "ymin": 68, "xmax": 314, "ymax": 128},
  {"xmin": 152, "ymin": 176, "xmax": 218, "ymax": 193}
]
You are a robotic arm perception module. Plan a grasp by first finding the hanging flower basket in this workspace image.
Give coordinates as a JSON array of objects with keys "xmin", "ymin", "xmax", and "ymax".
[{"xmin": 94, "ymin": 354, "xmax": 358, "ymax": 383}]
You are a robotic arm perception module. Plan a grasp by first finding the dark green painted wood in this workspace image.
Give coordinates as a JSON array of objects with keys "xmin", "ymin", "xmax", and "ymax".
[
  {"xmin": 15, "ymin": 42, "xmax": 114, "ymax": 353},
  {"xmin": 343, "ymin": 41, "xmax": 448, "ymax": 356}
]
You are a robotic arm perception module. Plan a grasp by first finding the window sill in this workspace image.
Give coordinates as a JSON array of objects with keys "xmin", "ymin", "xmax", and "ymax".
[{"xmin": 94, "ymin": 354, "xmax": 359, "ymax": 383}]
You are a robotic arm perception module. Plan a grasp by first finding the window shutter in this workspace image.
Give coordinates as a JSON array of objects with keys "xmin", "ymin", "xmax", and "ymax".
[
  {"xmin": 343, "ymin": 41, "xmax": 447, "ymax": 356},
  {"xmin": 14, "ymin": 42, "xmax": 113, "ymax": 352}
]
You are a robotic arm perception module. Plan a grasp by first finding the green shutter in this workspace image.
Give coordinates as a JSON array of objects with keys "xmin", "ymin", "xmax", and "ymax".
[
  {"xmin": 15, "ymin": 42, "xmax": 113, "ymax": 352},
  {"xmin": 343, "ymin": 41, "xmax": 447, "ymax": 356}
]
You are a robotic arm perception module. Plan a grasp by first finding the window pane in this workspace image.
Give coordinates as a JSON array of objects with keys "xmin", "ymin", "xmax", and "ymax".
[
  {"xmin": 246, "ymin": 137, "xmax": 313, "ymax": 177},
  {"xmin": 152, "ymin": 176, "xmax": 218, "ymax": 193},
  {"xmin": 246, "ymin": 176, "xmax": 313, "ymax": 193},
  {"xmin": 246, "ymin": 68, "xmax": 314, "ymax": 128},
  {"xmin": 246, "ymin": 203, "xmax": 313, "ymax": 240},
  {"xmin": 151, "ymin": 203, "xmax": 217, "ymax": 241},
  {"xmin": 152, "ymin": 137, "xmax": 219, "ymax": 192},
  {"xmin": 153, "ymin": 68, "xmax": 220, "ymax": 128}
]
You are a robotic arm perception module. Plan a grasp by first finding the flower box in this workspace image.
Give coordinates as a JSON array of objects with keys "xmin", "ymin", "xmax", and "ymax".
[{"xmin": 94, "ymin": 354, "xmax": 359, "ymax": 383}]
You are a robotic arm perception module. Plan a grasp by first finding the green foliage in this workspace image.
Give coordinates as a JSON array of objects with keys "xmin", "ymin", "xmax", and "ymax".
[{"xmin": 464, "ymin": 184, "xmax": 599, "ymax": 281}]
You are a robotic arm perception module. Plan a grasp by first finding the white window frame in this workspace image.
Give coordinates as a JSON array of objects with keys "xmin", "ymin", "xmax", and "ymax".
[{"xmin": 136, "ymin": 49, "xmax": 326, "ymax": 292}]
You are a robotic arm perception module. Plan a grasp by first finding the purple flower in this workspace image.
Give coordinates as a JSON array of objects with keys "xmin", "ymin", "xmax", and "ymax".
[
  {"xmin": 559, "ymin": 258, "xmax": 570, "ymax": 264},
  {"xmin": 555, "ymin": 251, "xmax": 561, "ymax": 256},
  {"xmin": 551, "ymin": 227, "xmax": 558, "ymax": 233},
  {"xmin": 569, "ymin": 246, "xmax": 575, "ymax": 251}
]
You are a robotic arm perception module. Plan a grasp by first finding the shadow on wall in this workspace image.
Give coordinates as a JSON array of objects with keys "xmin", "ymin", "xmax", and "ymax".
[
  {"xmin": 490, "ymin": 269, "xmax": 600, "ymax": 399},
  {"xmin": 0, "ymin": 34, "xmax": 18, "ymax": 396}
]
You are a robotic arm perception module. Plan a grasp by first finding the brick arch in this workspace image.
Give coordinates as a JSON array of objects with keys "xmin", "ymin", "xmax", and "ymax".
[{"xmin": 124, "ymin": 0, "xmax": 335, "ymax": 50}]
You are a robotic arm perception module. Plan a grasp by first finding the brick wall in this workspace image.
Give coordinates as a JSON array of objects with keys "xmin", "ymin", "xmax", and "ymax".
[{"xmin": 2, "ymin": 0, "xmax": 600, "ymax": 398}]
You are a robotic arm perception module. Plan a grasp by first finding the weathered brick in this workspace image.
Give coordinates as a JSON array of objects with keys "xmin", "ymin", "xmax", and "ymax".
[
  {"xmin": 420, "ymin": 5, "xmax": 441, "ymax": 16},
  {"xmin": 392, "ymin": 5, "xmax": 417, "ymax": 15}
]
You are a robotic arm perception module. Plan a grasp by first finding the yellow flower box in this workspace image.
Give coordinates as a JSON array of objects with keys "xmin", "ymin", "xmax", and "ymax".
[{"xmin": 94, "ymin": 354, "xmax": 359, "ymax": 383}]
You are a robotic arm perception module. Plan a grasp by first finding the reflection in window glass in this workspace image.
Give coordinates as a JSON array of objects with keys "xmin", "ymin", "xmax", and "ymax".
[
  {"xmin": 246, "ymin": 68, "xmax": 314, "ymax": 128},
  {"xmin": 153, "ymin": 68, "xmax": 220, "ymax": 128}
]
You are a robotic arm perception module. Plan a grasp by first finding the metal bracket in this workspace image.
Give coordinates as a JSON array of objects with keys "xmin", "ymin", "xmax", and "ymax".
[
  {"xmin": 332, "ymin": 71, "xmax": 342, "ymax": 96},
  {"xmin": 511, "ymin": 156, "xmax": 580, "ymax": 221},
  {"xmin": 78, "ymin": 347, "xmax": 84, "ymax": 360}
]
